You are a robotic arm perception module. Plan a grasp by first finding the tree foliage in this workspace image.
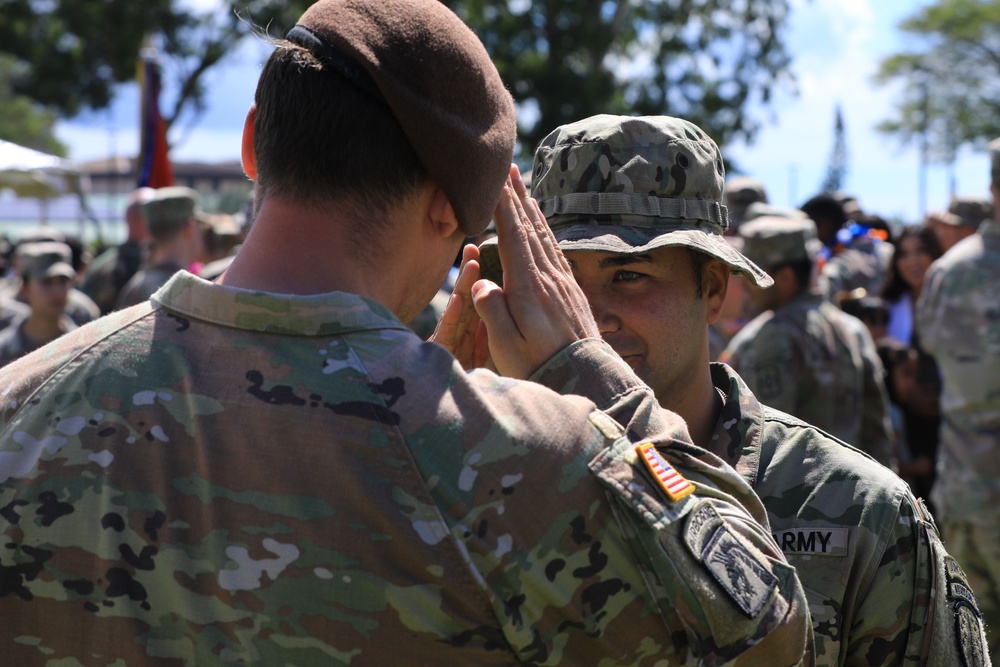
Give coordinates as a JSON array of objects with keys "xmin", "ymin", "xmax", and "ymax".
[
  {"xmin": 3, "ymin": 0, "xmax": 796, "ymax": 159},
  {"xmin": 0, "ymin": 55, "xmax": 67, "ymax": 156},
  {"xmin": 874, "ymin": 0, "xmax": 1000, "ymax": 162},
  {"xmin": 441, "ymin": 0, "xmax": 795, "ymax": 155}
]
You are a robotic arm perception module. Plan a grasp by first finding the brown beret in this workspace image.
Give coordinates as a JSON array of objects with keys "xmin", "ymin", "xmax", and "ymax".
[{"xmin": 291, "ymin": 0, "xmax": 517, "ymax": 235}]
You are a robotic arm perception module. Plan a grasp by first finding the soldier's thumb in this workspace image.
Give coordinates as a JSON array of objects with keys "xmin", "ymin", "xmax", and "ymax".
[{"xmin": 471, "ymin": 279, "xmax": 516, "ymax": 349}]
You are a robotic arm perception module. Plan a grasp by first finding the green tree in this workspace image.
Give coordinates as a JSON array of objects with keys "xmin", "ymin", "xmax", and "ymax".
[
  {"xmin": 874, "ymin": 0, "xmax": 1000, "ymax": 161},
  {"xmin": 442, "ymin": 0, "xmax": 795, "ymax": 155},
  {"xmin": 0, "ymin": 55, "xmax": 67, "ymax": 156}
]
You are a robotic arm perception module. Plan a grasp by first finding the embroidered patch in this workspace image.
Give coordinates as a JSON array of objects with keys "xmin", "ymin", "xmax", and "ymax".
[
  {"xmin": 703, "ymin": 526, "xmax": 778, "ymax": 618},
  {"xmin": 635, "ymin": 442, "xmax": 695, "ymax": 502},
  {"xmin": 754, "ymin": 365, "xmax": 783, "ymax": 401},
  {"xmin": 945, "ymin": 555, "xmax": 987, "ymax": 667},
  {"xmin": 772, "ymin": 527, "xmax": 849, "ymax": 556},
  {"xmin": 683, "ymin": 501, "xmax": 722, "ymax": 559}
]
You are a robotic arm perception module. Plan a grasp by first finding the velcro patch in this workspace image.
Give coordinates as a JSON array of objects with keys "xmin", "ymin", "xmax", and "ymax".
[
  {"xmin": 772, "ymin": 527, "xmax": 849, "ymax": 557},
  {"xmin": 635, "ymin": 442, "xmax": 695, "ymax": 502},
  {"xmin": 703, "ymin": 526, "xmax": 778, "ymax": 619},
  {"xmin": 945, "ymin": 555, "xmax": 987, "ymax": 667},
  {"xmin": 754, "ymin": 365, "xmax": 783, "ymax": 401},
  {"xmin": 683, "ymin": 501, "xmax": 722, "ymax": 558}
]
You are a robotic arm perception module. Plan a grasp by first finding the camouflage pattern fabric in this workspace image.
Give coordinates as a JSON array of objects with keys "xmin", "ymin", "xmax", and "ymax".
[
  {"xmin": 114, "ymin": 261, "xmax": 184, "ymax": 309},
  {"xmin": 0, "ymin": 316, "xmax": 76, "ymax": 368},
  {"xmin": 0, "ymin": 270, "xmax": 812, "ymax": 666},
  {"xmin": 709, "ymin": 362, "xmax": 990, "ymax": 666},
  {"xmin": 917, "ymin": 217, "xmax": 1000, "ymax": 663},
  {"xmin": 720, "ymin": 292, "xmax": 895, "ymax": 468},
  {"xmin": 80, "ymin": 242, "xmax": 145, "ymax": 315}
]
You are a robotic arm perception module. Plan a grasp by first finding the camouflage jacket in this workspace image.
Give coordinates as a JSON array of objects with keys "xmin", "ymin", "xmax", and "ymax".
[
  {"xmin": 917, "ymin": 218, "xmax": 1000, "ymax": 523},
  {"xmin": 0, "ymin": 271, "xmax": 812, "ymax": 666},
  {"xmin": 820, "ymin": 235, "xmax": 893, "ymax": 300},
  {"xmin": 720, "ymin": 292, "xmax": 894, "ymax": 468},
  {"xmin": 0, "ymin": 315, "xmax": 76, "ymax": 368},
  {"xmin": 114, "ymin": 261, "xmax": 184, "ymax": 310},
  {"xmin": 80, "ymin": 241, "xmax": 145, "ymax": 315},
  {"xmin": 709, "ymin": 363, "xmax": 990, "ymax": 666}
]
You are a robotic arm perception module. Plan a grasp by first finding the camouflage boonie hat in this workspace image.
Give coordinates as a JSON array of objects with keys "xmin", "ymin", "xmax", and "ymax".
[
  {"xmin": 737, "ymin": 216, "xmax": 823, "ymax": 271},
  {"xmin": 16, "ymin": 241, "xmax": 76, "ymax": 280},
  {"xmin": 479, "ymin": 115, "xmax": 773, "ymax": 288},
  {"xmin": 947, "ymin": 196, "xmax": 992, "ymax": 228}
]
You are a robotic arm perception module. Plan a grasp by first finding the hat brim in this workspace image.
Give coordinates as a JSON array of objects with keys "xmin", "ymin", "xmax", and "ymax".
[
  {"xmin": 29, "ymin": 262, "xmax": 76, "ymax": 281},
  {"xmin": 479, "ymin": 222, "xmax": 774, "ymax": 289}
]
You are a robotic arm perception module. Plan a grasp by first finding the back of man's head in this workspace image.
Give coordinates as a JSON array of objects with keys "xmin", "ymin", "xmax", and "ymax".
[
  {"xmin": 799, "ymin": 193, "xmax": 847, "ymax": 245},
  {"xmin": 144, "ymin": 187, "xmax": 204, "ymax": 245},
  {"xmin": 252, "ymin": 0, "xmax": 516, "ymax": 235}
]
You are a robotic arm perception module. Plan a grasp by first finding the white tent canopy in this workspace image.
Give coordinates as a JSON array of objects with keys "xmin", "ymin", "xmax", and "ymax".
[{"xmin": 0, "ymin": 139, "xmax": 85, "ymax": 199}]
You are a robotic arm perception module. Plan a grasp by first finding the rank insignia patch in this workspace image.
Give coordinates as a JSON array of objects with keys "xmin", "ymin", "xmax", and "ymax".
[{"xmin": 635, "ymin": 442, "xmax": 695, "ymax": 502}]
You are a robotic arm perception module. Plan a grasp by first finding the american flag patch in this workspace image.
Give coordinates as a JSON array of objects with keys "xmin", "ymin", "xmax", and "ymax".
[{"xmin": 636, "ymin": 442, "xmax": 695, "ymax": 502}]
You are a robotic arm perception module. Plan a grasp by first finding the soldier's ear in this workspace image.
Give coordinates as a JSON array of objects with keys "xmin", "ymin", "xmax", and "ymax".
[
  {"xmin": 241, "ymin": 105, "xmax": 257, "ymax": 181},
  {"xmin": 426, "ymin": 184, "xmax": 460, "ymax": 238},
  {"xmin": 703, "ymin": 259, "xmax": 731, "ymax": 324}
]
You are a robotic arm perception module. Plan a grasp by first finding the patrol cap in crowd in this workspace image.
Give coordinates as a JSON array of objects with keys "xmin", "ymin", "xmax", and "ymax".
[
  {"xmin": 743, "ymin": 201, "xmax": 810, "ymax": 223},
  {"xmin": 479, "ymin": 115, "xmax": 773, "ymax": 288},
  {"xmin": 287, "ymin": 0, "xmax": 516, "ymax": 235},
  {"xmin": 16, "ymin": 241, "xmax": 76, "ymax": 281},
  {"xmin": 144, "ymin": 186, "xmax": 206, "ymax": 239},
  {"xmin": 725, "ymin": 176, "xmax": 769, "ymax": 206},
  {"xmin": 737, "ymin": 216, "xmax": 823, "ymax": 272},
  {"xmin": 947, "ymin": 196, "xmax": 992, "ymax": 228}
]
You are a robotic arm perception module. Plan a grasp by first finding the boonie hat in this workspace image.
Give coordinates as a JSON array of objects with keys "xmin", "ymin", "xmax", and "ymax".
[
  {"xmin": 737, "ymin": 216, "xmax": 823, "ymax": 271},
  {"xmin": 479, "ymin": 115, "xmax": 773, "ymax": 288},
  {"xmin": 725, "ymin": 176, "xmax": 768, "ymax": 206},
  {"xmin": 17, "ymin": 241, "xmax": 76, "ymax": 280}
]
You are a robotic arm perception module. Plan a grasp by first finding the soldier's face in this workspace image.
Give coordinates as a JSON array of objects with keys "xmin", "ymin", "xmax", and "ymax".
[{"xmin": 567, "ymin": 246, "xmax": 718, "ymax": 406}]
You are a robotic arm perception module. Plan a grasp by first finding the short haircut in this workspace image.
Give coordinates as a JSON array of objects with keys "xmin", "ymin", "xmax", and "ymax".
[
  {"xmin": 770, "ymin": 259, "xmax": 813, "ymax": 292},
  {"xmin": 800, "ymin": 193, "xmax": 847, "ymax": 228},
  {"xmin": 252, "ymin": 41, "xmax": 428, "ymax": 220}
]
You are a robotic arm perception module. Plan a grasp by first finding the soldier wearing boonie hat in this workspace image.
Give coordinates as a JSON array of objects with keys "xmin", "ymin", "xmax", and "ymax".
[
  {"xmin": 479, "ymin": 114, "xmax": 773, "ymax": 289},
  {"xmin": 16, "ymin": 240, "xmax": 77, "ymax": 282},
  {"xmin": 496, "ymin": 112, "xmax": 982, "ymax": 666}
]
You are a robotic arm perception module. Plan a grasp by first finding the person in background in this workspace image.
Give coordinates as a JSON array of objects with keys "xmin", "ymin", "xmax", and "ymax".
[
  {"xmin": 917, "ymin": 137, "xmax": 1000, "ymax": 665},
  {"xmin": 0, "ymin": 241, "xmax": 77, "ymax": 366},
  {"xmin": 927, "ymin": 195, "xmax": 992, "ymax": 253},
  {"xmin": 875, "ymin": 225, "xmax": 944, "ymax": 505},
  {"xmin": 721, "ymin": 216, "xmax": 896, "ymax": 468},
  {"xmin": 81, "ymin": 187, "xmax": 155, "ymax": 315},
  {"xmin": 115, "ymin": 186, "xmax": 206, "ymax": 309},
  {"xmin": 724, "ymin": 175, "xmax": 768, "ymax": 233},
  {"xmin": 0, "ymin": 1, "xmax": 813, "ymax": 663}
]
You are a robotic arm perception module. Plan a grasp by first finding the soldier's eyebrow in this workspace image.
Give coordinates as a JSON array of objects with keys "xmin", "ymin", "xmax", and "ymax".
[
  {"xmin": 566, "ymin": 253, "xmax": 653, "ymax": 270},
  {"xmin": 599, "ymin": 254, "xmax": 653, "ymax": 269}
]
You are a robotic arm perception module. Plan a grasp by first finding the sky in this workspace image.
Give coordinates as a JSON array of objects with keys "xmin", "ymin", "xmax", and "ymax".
[{"xmin": 53, "ymin": 0, "xmax": 992, "ymax": 226}]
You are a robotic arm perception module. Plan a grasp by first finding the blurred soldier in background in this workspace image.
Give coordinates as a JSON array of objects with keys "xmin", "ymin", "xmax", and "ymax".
[{"xmin": 917, "ymin": 138, "xmax": 1000, "ymax": 665}]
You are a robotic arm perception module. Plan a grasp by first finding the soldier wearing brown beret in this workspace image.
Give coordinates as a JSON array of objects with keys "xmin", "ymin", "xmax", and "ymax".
[{"xmin": 0, "ymin": 0, "xmax": 813, "ymax": 664}]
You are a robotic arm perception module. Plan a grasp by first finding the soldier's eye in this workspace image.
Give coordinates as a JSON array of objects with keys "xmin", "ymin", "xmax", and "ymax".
[{"xmin": 614, "ymin": 270, "xmax": 643, "ymax": 282}]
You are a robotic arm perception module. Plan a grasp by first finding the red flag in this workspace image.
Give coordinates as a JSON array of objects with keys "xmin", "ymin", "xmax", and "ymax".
[{"xmin": 137, "ymin": 55, "xmax": 174, "ymax": 188}]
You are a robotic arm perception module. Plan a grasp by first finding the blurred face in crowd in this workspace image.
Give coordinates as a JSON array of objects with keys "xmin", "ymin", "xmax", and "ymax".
[
  {"xmin": 567, "ymin": 246, "xmax": 725, "ymax": 406},
  {"xmin": 22, "ymin": 275, "xmax": 71, "ymax": 321},
  {"xmin": 895, "ymin": 233, "xmax": 935, "ymax": 293}
]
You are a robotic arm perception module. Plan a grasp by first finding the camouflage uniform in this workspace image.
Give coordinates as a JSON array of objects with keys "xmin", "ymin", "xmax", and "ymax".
[
  {"xmin": 115, "ymin": 260, "xmax": 184, "ymax": 309},
  {"xmin": 917, "ymin": 195, "xmax": 1000, "ymax": 663},
  {"xmin": 722, "ymin": 218, "xmax": 895, "ymax": 468},
  {"xmin": 819, "ymin": 232, "xmax": 893, "ymax": 300},
  {"xmin": 0, "ymin": 271, "xmax": 812, "ymax": 666},
  {"xmin": 80, "ymin": 241, "xmax": 145, "ymax": 315},
  {"xmin": 0, "ymin": 314, "xmax": 76, "ymax": 367},
  {"xmin": 710, "ymin": 362, "xmax": 988, "ymax": 666},
  {"xmin": 476, "ymin": 114, "xmax": 986, "ymax": 666}
]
